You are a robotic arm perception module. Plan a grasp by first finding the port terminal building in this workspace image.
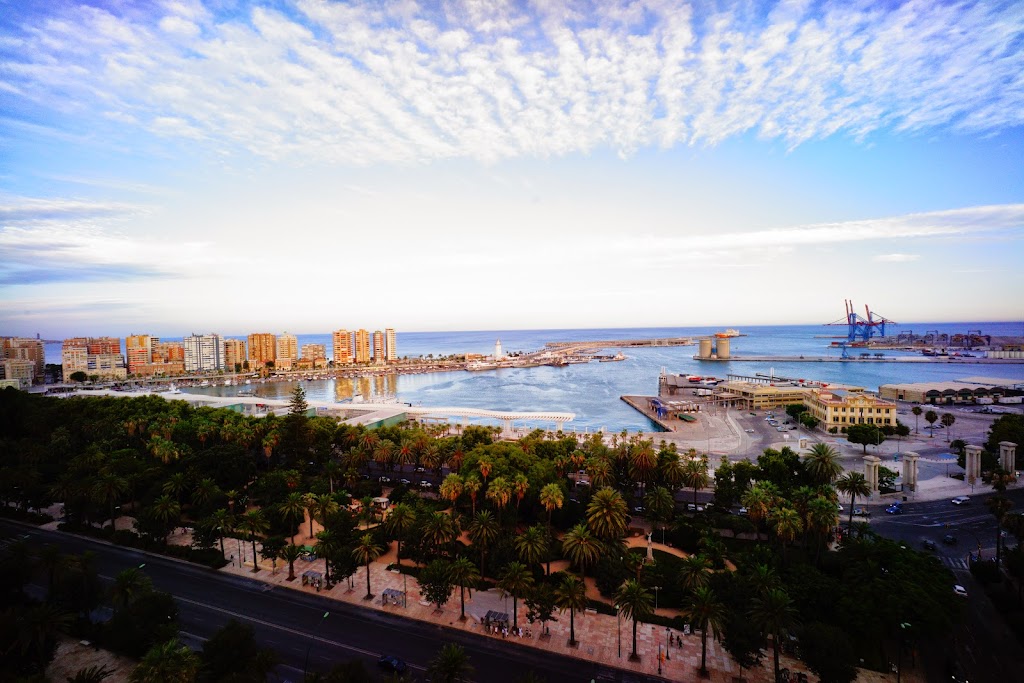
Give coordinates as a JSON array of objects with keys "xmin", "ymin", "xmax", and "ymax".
[{"xmin": 879, "ymin": 377, "xmax": 1024, "ymax": 405}]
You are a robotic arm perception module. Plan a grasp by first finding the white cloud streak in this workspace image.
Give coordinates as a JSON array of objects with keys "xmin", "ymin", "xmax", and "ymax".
[{"xmin": 2, "ymin": 0, "xmax": 1022, "ymax": 164}]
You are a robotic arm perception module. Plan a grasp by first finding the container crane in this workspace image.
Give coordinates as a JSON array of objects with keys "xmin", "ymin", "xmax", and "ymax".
[{"xmin": 826, "ymin": 300, "xmax": 896, "ymax": 343}]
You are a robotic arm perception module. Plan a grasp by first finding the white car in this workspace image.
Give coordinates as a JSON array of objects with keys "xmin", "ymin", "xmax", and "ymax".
[
  {"xmin": 953, "ymin": 584, "xmax": 968, "ymax": 598},
  {"xmin": 951, "ymin": 496, "xmax": 971, "ymax": 505}
]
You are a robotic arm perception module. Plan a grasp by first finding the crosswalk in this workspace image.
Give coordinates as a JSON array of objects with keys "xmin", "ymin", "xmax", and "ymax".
[{"xmin": 940, "ymin": 556, "xmax": 969, "ymax": 570}]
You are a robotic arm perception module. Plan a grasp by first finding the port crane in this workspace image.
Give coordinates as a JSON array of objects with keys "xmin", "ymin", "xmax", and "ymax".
[{"xmin": 826, "ymin": 300, "xmax": 896, "ymax": 343}]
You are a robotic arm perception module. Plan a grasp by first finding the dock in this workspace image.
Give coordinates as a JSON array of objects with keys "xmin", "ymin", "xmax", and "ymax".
[
  {"xmin": 692, "ymin": 355, "xmax": 1024, "ymax": 364},
  {"xmin": 547, "ymin": 337, "xmax": 694, "ymax": 349}
]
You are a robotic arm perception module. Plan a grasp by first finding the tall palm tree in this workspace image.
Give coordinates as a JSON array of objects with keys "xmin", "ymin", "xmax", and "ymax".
[
  {"xmin": 422, "ymin": 511, "xmax": 459, "ymax": 556},
  {"xmin": 497, "ymin": 561, "xmax": 535, "ymax": 629},
  {"xmin": 237, "ymin": 509, "xmax": 269, "ymax": 573},
  {"xmin": 741, "ymin": 482, "xmax": 777, "ymax": 531},
  {"xmin": 149, "ymin": 495, "xmax": 181, "ymax": 540},
  {"xmin": 924, "ymin": 410, "xmax": 938, "ymax": 436},
  {"xmin": 806, "ymin": 497, "xmax": 839, "ymax": 564},
  {"xmin": 13, "ymin": 603, "xmax": 73, "ymax": 672},
  {"xmin": 586, "ymin": 487, "xmax": 629, "ymax": 541},
  {"xmin": 352, "ymin": 533, "xmax": 383, "ymax": 599},
  {"xmin": 614, "ymin": 579, "xmax": 653, "ymax": 661},
  {"xmin": 449, "ymin": 556, "xmax": 481, "ymax": 621},
  {"xmin": 628, "ymin": 441, "xmax": 657, "ymax": 485},
  {"xmin": 941, "ymin": 413, "xmax": 956, "ymax": 442},
  {"xmin": 315, "ymin": 530, "xmax": 339, "ymax": 585},
  {"xmin": 587, "ymin": 456, "xmax": 615, "ymax": 489},
  {"xmin": 678, "ymin": 553, "xmax": 711, "ymax": 594},
  {"xmin": 162, "ymin": 472, "xmax": 188, "ymax": 503},
  {"xmin": 111, "ymin": 567, "xmax": 153, "ymax": 608},
  {"xmin": 91, "ymin": 473, "xmax": 128, "ymax": 533},
  {"xmin": 463, "ymin": 476, "xmax": 481, "ymax": 514},
  {"xmin": 385, "ymin": 502, "xmax": 416, "ymax": 567},
  {"xmin": 804, "ymin": 444, "xmax": 842, "ymax": 485},
  {"xmin": 836, "ymin": 471, "xmax": 871, "ymax": 528},
  {"xmin": 682, "ymin": 457, "xmax": 710, "ymax": 506},
  {"xmin": 486, "ymin": 476, "xmax": 512, "ymax": 522},
  {"xmin": 514, "ymin": 525, "xmax": 549, "ymax": 573},
  {"xmin": 426, "ymin": 643, "xmax": 474, "ymax": 683},
  {"xmin": 207, "ymin": 508, "xmax": 234, "ymax": 560},
  {"xmin": 539, "ymin": 483, "xmax": 564, "ymax": 530},
  {"xmin": 555, "ymin": 572, "xmax": 588, "ymax": 647},
  {"xmin": 307, "ymin": 493, "xmax": 339, "ymax": 541},
  {"xmin": 190, "ymin": 477, "xmax": 220, "ymax": 511},
  {"xmin": 644, "ymin": 486, "xmax": 675, "ymax": 540},
  {"xmin": 747, "ymin": 564, "xmax": 779, "ymax": 597},
  {"xmin": 562, "ymin": 523, "xmax": 601, "ymax": 573},
  {"xmin": 280, "ymin": 543, "xmax": 303, "ymax": 581},
  {"xmin": 439, "ymin": 473, "xmax": 464, "ymax": 507},
  {"xmin": 512, "ymin": 473, "xmax": 530, "ymax": 511},
  {"xmin": 323, "ymin": 459, "xmax": 341, "ymax": 494},
  {"xmin": 911, "ymin": 405, "xmax": 922, "ymax": 434},
  {"xmin": 684, "ymin": 586, "xmax": 726, "ymax": 677},
  {"xmin": 129, "ymin": 638, "xmax": 200, "ymax": 683},
  {"xmin": 770, "ymin": 507, "xmax": 803, "ymax": 564},
  {"xmin": 750, "ymin": 588, "xmax": 798, "ymax": 683},
  {"xmin": 467, "ymin": 510, "xmax": 500, "ymax": 576},
  {"xmin": 278, "ymin": 492, "xmax": 307, "ymax": 543}
]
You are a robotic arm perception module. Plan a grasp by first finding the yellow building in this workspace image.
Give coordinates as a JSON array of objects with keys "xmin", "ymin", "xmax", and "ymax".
[
  {"xmin": 224, "ymin": 338, "xmax": 246, "ymax": 371},
  {"xmin": 332, "ymin": 329, "xmax": 352, "ymax": 365},
  {"xmin": 276, "ymin": 333, "xmax": 298, "ymax": 362},
  {"xmin": 715, "ymin": 379, "xmax": 808, "ymax": 411},
  {"xmin": 301, "ymin": 343, "xmax": 326, "ymax": 361},
  {"xmin": 805, "ymin": 387, "xmax": 896, "ymax": 429},
  {"xmin": 247, "ymin": 333, "xmax": 276, "ymax": 367},
  {"xmin": 1, "ymin": 359, "xmax": 35, "ymax": 388},
  {"xmin": 2, "ymin": 337, "xmax": 45, "ymax": 380},
  {"xmin": 372, "ymin": 330, "xmax": 385, "ymax": 364},
  {"xmin": 126, "ymin": 334, "xmax": 154, "ymax": 375},
  {"xmin": 354, "ymin": 329, "xmax": 371, "ymax": 364},
  {"xmin": 385, "ymin": 328, "xmax": 397, "ymax": 362}
]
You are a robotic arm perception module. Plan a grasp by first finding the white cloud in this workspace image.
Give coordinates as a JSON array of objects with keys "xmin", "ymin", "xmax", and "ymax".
[
  {"xmin": 873, "ymin": 253, "xmax": 920, "ymax": 263},
  {"xmin": 1, "ymin": 1, "xmax": 1021, "ymax": 164}
]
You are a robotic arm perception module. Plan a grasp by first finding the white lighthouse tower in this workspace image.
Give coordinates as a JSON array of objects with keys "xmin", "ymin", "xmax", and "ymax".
[{"xmin": 494, "ymin": 339, "xmax": 503, "ymax": 360}]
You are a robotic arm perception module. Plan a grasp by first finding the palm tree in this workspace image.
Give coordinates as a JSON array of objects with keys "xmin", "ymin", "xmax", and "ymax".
[
  {"xmin": 924, "ymin": 409, "xmax": 938, "ymax": 436},
  {"xmin": 586, "ymin": 487, "xmax": 628, "ymax": 540},
  {"xmin": 12, "ymin": 603, "xmax": 73, "ymax": 672},
  {"xmin": 644, "ymin": 486, "xmax": 675, "ymax": 540},
  {"xmin": 911, "ymin": 405, "xmax": 922, "ymax": 434},
  {"xmin": 539, "ymin": 483, "xmax": 564, "ymax": 530},
  {"xmin": 587, "ymin": 456, "xmax": 615, "ymax": 489},
  {"xmin": 497, "ymin": 561, "xmax": 534, "ymax": 629},
  {"xmin": 750, "ymin": 588, "xmax": 798, "ymax": 683},
  {"xmin": 836, "ymin": 471, "xmax": 871, "ymax": 528},
  {"xmin": 615, "ymin": 579, "xmax": 653, "ymax": 661},
  {"xmin": 555, "ymin": 572, "xmax": 588, "ymax": 647},
  {"xmin": 463, "ymin": 476, "xmax": 481, "ymax": 514},
  {"xmin": 426, "ymin": 643, "xmax": 474, "ymax": 683},
  {"xmin": 385, "ymin": 502, "xmax": 416, "ymax": 567},
  {"xmin": 129, "ymin": 638, "xmax": 200, "ymax": 683},
  {"xmin": 804, "ymin": 444, "xmax": 842, "ymax": 485},
  {"xmin": 67, "ymin": 664, "xmax": 116, "ymax": 682},
  {"xmin": 352, "ymin": 533, "xmax": 383, "ymax": 599},
  {"xmin": 486, "ymin": 476, "xmax": 512, "ymax": 522},
  {"xmin": 111, "ymin": 567, "xmax": 153, "ymax": 608},
  {"xmin": 278, "ymin": 492, "xmax": 307, "ymax": 543},
  {"xmin": 237, "ymin": 509, "xmax": 269, "ymax": 573},
  {"xmin": 91, "ymin": 473, "xmax": 128, "ymax": 533},
  {"xmin": 806, "ymin": 497, "xmax": 839, "ymax": 564},
  {"xmin": 682, "ymin": 457, "xmax": 710, "ymax": 506},
  {"xmin": 315, "ymin": 530, "xmax": 339, "ymax": 585},
  {"xmin": 770, "ymin": 507, "xmax": 802, "ymax": 564},
  {"xmin": 439, "ymin": 473, "xmax": 464, "ymax": 507},
  {"xmin": 280, "ymin": 543, "xmax": 303, "ymax": 581},
  {"xmin": 747, "ymin": 564, "xmax": 779, "ymax": 597},
  {"xmin": 449, "ymin": 556, "xmax": 481, "ymax": 621},
  {"xmin": 741, "ymin": 484, "xmax": 774, "ymax": 531},
  {"xmin": 512, "ymin": 473, "xmax": 530, "ymax": 511},
  {"xmin": 467, "ymin": 510, "xmax": 500, "ymax": 576},
  {"xmin": 988, "ymin": 495, "xmax": 1014, "ymax": 565},
  {"xmin": 515, "ymin": 525, "xmax": 549, "ymax": 573},
  {"xmin": 678, "ymin": 553, "xmax": 711, "ymax": 594},
  {"xmin": 323, "ymin": 459, "xmax": 341, "ymax": 494},
  {"xmin": 149, "ymin": 495, "xmax": 181, "ymax": 540},
  {"xmin": 162, "ymin": 472, "xmax": 188, "ymax": 503},
  {"xmin": 190, "ymin": 477, "xmax": 219, "ymax": 511},
  {"xmin": 562, "ymin": 523, "xmax": 601, "ymax": 573},
  {"xmin": 307, "ymin": 493, "xmax": 339, "ymax": 541},
  {"xmin": 941, "ymin": 413, "xmax": 956, "ymax": 442},
  {"xmin": 422, "ymin": 511, "xmax": 459, "ymax": 556},
  {"xmin": 684, "ymin": 586, "xmax": 726, "ymax": 677}
]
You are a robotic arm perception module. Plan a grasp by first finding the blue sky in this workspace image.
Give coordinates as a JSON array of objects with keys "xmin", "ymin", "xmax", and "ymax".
[{"xmin": 1, "ymin": 0, "xmax": 1023, "ymax": 338}]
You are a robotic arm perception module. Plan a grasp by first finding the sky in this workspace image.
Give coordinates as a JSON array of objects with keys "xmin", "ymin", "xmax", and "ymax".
[{"xmin": 1, "ymin": 0, "xmax": 1023, "ymax": 338}]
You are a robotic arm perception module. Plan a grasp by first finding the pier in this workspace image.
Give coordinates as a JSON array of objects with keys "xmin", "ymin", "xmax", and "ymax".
[
  {"xmin": 546, "ymin": 337, "xmax": 694, "ymax": 349},
  {"xmin": 692, "ymin": 354, "xmax": 1024, "ymax": 364}
]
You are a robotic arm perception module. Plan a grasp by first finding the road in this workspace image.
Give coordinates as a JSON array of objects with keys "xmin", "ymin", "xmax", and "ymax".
[
  {"xmin": 869, "ymin": 487, "xmax": 1024, "ymax": 683},
  {"xmin": 2, "ymin": 520, "xmax": 662, "ymax": 683}
]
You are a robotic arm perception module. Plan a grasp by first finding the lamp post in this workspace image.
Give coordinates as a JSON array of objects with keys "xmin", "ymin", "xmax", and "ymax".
[
  {"xmin": 615, "ymin": 604, "xmax": 621, "ymax": 659},
  {"xmin": 403, "ymin": 569, "xmax": 408, "ymax": 608},
  {"xmin": 665, "ymin": 627, "xmax": 671, "ymax": 660},
  {"xmin": 652, "ymin": 585, "xmax": 662, "ymax": 611},
  {"xmin": 303, "ymin": 611, "xmax": 330, "ymax": 678}
]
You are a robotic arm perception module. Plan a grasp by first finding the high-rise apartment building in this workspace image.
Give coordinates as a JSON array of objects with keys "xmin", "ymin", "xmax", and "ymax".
[
  {"xmin": 62, "ymin": 337, "xmax": 126, "ymax": 381},
  {"xmin": 126, "ymin": 334, "xmax": 155, "ymax": 375},
  {"xmin": 1, "ymin": 337, "xmax": 45, "ymax": 381},
  {"xmin": 354, "ymin": 329, "xmax": 371, "ymax": 364},
  {"xmin": 301, "ymin": 343, "xmax": 326, "ymax": 360},
  {"xmin": 153, "ymin": 341, "xmax": 185, "ymax": 363},
  {"xmin": 183, "ymin": 333, "xmax": 225, "ymax": 373},
  {"xmin": 372, "ymin": 331, "xmax": 385, "ymax": 364},
  {"xmin": 332, "ymin": 329, "xmax": 352, "ymax": 365},
  {"xmin": 224, "ymin": 338, "xmax": 246, "ymax": 371},
  {"xmin": 86, "ymin": 337, "xmax": 121, "ymax": 355},
  {"xmin": 385, "ymin": 328, "xmax": 397, "ymax": 362},
  {"xmin": 1, "ymin": 359, "xmax": 35, "ymax": 388},
  {"xmin": 247, "ymin": 333, "xmax": 276, "ymax": 368},
  {"xmin": 276, "ymin": 333, "xmax": 298, "ymax": 362}
]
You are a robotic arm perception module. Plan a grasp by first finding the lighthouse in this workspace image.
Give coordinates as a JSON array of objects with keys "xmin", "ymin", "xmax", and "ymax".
[{"xmin": 494, "ymin": 339, "xmax": 503, "ymax": 360}]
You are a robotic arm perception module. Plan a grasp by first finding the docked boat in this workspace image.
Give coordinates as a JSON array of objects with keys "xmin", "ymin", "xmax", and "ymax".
[
  {"xmin": 598, "ymin": 352, "xmax": 627, "ymax": 362},
  {"xmin": 715, "ymin": 329, "xmax": 741, "ymax": 338},
  {"xmin": 238, "ymin": 389, "xmax": 255, "ymax": 397}
]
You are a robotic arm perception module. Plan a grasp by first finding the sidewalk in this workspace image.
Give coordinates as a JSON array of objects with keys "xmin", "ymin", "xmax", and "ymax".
[{"xmin": 221, "ymin": 538, "xmax": 923, "ymax": 683}]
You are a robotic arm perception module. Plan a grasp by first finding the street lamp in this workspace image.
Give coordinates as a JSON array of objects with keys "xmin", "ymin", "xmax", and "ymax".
[
  {"xmin": 615, "ymin": 603, "xmax": 621, "ymax": 658},
  {"xmin": 665, "ymin": 627, "xmax": 671, "ymax": 660},
  {"xmin": 652, "ymin": 585, "xmax": 662, "ymax": 611},
  {"xmin": 303, "ymin": 611, "xmax": 330, "ymax": 678}
]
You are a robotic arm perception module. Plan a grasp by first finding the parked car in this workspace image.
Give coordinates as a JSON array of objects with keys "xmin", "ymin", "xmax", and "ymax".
[
  {"xmin": 922, "ymin": 539, "xmax": 936, "ymax": 551},
  {"xmin": 738, "ymin": 507, "xmax": 748, "ymax": 515},
  {"xmin": 377, "ymin": 655, "xmax": 407, "ymax": 674},
  {"xmin": 852, "ymin": 507, "xmax": 871, "ymax": 517},
  {"xmin": 398, "ymin": 478, "xmax": 412, "ymax": 486},
  {"xmin": 951, "ymin": 496, "xmax": 970, "ymax": 505},
  {"xmin": 943, "ymin": 534, "xmax": 958, "ymax": 545},
  {"xmin": 885, "ymin": 505, "xmax": 904, "ymax": 515},
  {"xmin": 378, "ymin": 476, "xmax": 391, "ymax": 483},
  {"xmin": 419, "ymin": 480, "xmax": 433, "ymax": 489},
  {"xmin": 953, "ymin": 585, "xmax": 968, "ymax": 598}
]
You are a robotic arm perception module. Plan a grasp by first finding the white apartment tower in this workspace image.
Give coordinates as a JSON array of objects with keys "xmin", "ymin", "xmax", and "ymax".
[
  {"xmin": 183, "ymin": 333, "xmax": 225, "ymax": 373},
  {"xmin": 385, "ymin": 328, "xmax": 397, "ymax": 362}
]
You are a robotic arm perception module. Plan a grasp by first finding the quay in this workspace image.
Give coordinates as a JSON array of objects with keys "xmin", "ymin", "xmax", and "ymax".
[
  {"xmin": 621, "ymin": 394, "xmax": 703, "ymax": 433},
  {"xmin": 546, "ymin": 337, "xmax": 694, "ymax": 349},
  {"xmin": 693, "ymin": 354, "xmax": 1024, "ymax": 364}
]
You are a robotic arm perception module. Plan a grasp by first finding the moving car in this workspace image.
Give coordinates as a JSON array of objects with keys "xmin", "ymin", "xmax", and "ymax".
[
  {"xmin": 378, "ymin": 655, "xmax": 407, "ymax": 674},
  {"xmin": 922, "ymin": 539, "xmax": 937, "ymax": 551},
  {"xmin": 951, "ymin": 496, "xmax": 970, "ymax": 505},
  {"xmin": 885, "ymin": 504, "xmax": 904, "ymax": 515},
  {"xmin": 943, "ymin": 534, "xmax": 958, "ymax": 545},
  {"xmin": 953, "ymin": 585, "xmax": 968, "ymax": 598},
  {"xmin": 852, "ymin": 507, "xmax": 871, "ymax": 517}
]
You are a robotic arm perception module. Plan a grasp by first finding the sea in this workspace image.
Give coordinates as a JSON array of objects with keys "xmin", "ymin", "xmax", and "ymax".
[{"xmin": 48, "ymin": 323, "xmax": 1024, "ymax": 433}]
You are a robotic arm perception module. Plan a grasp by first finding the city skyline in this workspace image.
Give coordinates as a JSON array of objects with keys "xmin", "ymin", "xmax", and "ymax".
[{"xmin": 2, "ymin": 1, "xmax": 1023, "ymax": 337}]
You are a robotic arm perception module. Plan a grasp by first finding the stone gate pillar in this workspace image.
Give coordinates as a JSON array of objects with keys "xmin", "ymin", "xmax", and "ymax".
[
  {"xmin": 964, "ymin": 444, "xmax": 983, "ymax": 486},
  {"xmin": 1000, "ymin": 442, "xmax": 1018, "ymax": 479},
  {"xmin": 902, "ymin": 452, "xmax": 920, "ymax": 491},
  {"xmin": 863, "ymin": 455, "xmax": 881, "ymax": 495}
]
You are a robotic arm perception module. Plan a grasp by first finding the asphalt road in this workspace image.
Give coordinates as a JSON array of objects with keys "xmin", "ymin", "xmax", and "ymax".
[
  {"xmin": 869, "ymin": 488, "xmax": 1024, "ymax": 683},
  {"xmin": 2, "ymin": 519, "xmax": 663, "ymax": 683}
]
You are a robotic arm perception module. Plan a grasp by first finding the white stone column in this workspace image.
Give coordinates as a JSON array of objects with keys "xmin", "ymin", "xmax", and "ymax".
[
  {"xmin": 903, "ymin": 452, "xmax": 920, "ymax": 491},
  {"xmin": 503, "ymin": 418, "xmax": 513, "ymax": 436},
  {"xmin": 863, "ymin": 455, "xmax": 881, "ymax": 495},
  {"xmin": 1000, "ymin": 441, "xmax": 1017, "ymax": 478},
  {"xmin": 556, "ymin": 419, "xmax": 565, "ymax": 433},
  {"xmin": 965, "ymin": 445, "xmax": 983, "ymax": 486}
]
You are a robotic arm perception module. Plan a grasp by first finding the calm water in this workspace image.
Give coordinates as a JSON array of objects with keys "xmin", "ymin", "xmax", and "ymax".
[{"xmin": 173, "ymin": 323, "xmax": 1024, "ymax": 432}]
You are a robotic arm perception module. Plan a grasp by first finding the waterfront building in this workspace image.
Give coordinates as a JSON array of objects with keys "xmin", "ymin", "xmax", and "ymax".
[
  {"xmin": 0, "ymin": 379, "xmax": 21, "ymax": 390},
  {"xmin": 86, "ymin": 337, "xmax": 121, "ymax": 355},
  {"xmin": 247, "ymin": 333, "xmax": 276, "ymax": 368},
  {"xmin": 183, "ymin": 333, "xmax": 225, "ymax": 373},
  {"xmin": 372, "ymin": 330, "xmax": 385, "ymax": 364},
  {"xmin": 302, "ymin": 343, "xmax": 326, "ymax": 361},
  {"xmin": 126, "ymin": 334, "xmax": 155, "ymax": 375},
  {"xmin": 354, "ymin": 329, "xmax": 371, "ymax": 364},
  {"xmin": 153, "ymin": 341, "xmax": 184, "ymax": 363},
  {"xmin": 277, "ymin": 333, "xmax": 298, "ymax": 363},
  {"xmin": 1, "ymin": 359, "xmax": 35, "ymax": 388},
  {"xmin": 332, "ymin": 329, "xmax": 353, "ymax": 365},
  {"xmin": 714, "ymin": 379, "xmax": 806, "ymax": 411},
  {"xmin": 224, "ymin": 338, "xmax": 246, "ymax": 371},
  {"xmin": 62, "ymin": 337, "xmax": 127, "ymax": 382},
  {"xmin": 879, "ymin": 378, "xmax": 1019, "ymax": 405},
  {"xmin": 1, "ymin": 336, "xmax": 45, "ymax": 381},
  {"xmin": 385, "ymin": 328, "xmax": 397, "ymax": 362},
  {"xmin": 132, "ymin": 361, "xmax": 185, "ymax": 377},
  {"xmin": 87, "ymin": 353, "xmax": 127, "ymax": 380},
  {"xmin": 804, "ymin": 387, "xmax": 896, "ymax": 429},
  {"xmin": 61, "ymin": 343, "xmax": 88, "ymax": 381}
]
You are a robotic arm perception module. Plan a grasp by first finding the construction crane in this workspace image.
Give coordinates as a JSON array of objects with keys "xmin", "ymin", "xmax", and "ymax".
[{"xmin": 826, "ymin": 300, "xmax": 896, "ymax": 343}]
